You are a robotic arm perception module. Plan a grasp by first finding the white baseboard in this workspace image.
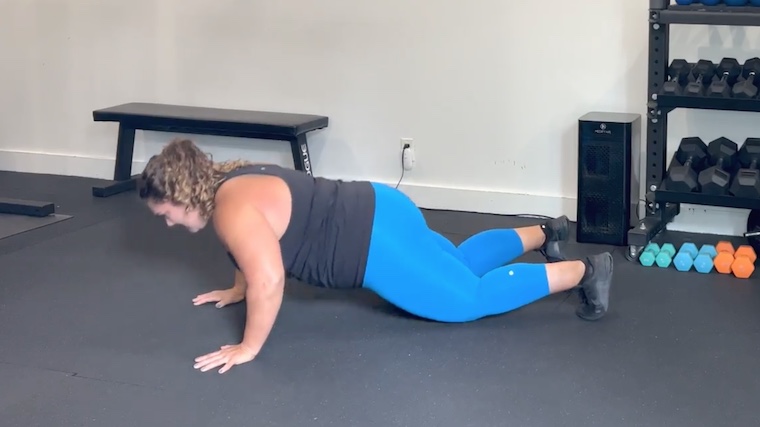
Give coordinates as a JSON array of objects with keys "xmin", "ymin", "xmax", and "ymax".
[
  {"xmin": 0, "ymin": 148, "xmax": 129, "ymax": 180},
  {"xmin": 0, "ymin": 149, "xmax": 750, "ymax": 237},
  {"xmin": 383, "ymin": 180, "xmax": 577, "ymax": 220}
]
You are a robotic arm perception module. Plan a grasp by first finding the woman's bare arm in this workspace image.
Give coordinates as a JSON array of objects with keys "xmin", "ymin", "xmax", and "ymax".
[
  {"xmin": 232, "ymin": 268, "xmax": 248, "ymax": 294},
  {"xmin": 215, "ymin": 201, "xmax": 285, "ymax": 357}
]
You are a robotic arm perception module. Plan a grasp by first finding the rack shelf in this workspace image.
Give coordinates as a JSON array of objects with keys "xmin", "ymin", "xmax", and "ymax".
[
  {"xmin": 656, "ymin": 94, "xmax": 760, "ymax": 113},
  {"xmin": 626, "ymin": 1, "xmax": 760, "ymax": 261},
  {"xmin": 659, "ymin": 5, "xmax": 760, "ymax": 27},
  {"xmin": 655, "ymin": 187, "xmax": 760, "ymax": 210},
  {"xmin": 656, "ymin": 156, "xmax": 760, "ymax": 210}
]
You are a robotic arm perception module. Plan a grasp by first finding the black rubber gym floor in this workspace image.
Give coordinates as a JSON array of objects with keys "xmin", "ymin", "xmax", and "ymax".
[{"xmin": 2, "ymin": 171, "xmax": 759, "ymax": 426}]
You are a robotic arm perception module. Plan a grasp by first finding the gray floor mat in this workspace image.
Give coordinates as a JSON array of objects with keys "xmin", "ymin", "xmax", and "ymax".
[
  {"xmin": 2, "ymin": 211, "xmax": 760, "ymax": 426},
  {"xmin": 0, "ymin": 213, "xmax": 72, "ymax": 240},
  {"xmin": 0, "ymin": 362, "xmax": 225, "ymax": 427}
]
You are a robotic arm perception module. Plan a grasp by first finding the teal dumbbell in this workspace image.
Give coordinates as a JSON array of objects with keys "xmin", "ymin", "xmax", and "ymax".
[
  {"xmin": 694, "ymin": 244, "xmax": 717, "ymax": 273},
  {"xmin": 674, "ymin": 242, "xmax": 699, "ymax": 271},
  {"xmin": 639, "ymin": 243, "xmax": 661, "ymax": 267},
  {"xmin": 655, "ymin": 243, "xmax": 677, "ymax": 268}
]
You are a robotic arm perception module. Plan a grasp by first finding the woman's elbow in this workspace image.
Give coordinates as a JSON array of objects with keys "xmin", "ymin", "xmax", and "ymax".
[{"xmin": 246, "ymin": 272, "xmax": 284, "ymax": 299}]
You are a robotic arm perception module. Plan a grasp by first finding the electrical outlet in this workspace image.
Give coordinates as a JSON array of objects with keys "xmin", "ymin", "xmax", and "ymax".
[{"xmin": 400, "ymin": 138, "xmax": 415, "ymax": 171}]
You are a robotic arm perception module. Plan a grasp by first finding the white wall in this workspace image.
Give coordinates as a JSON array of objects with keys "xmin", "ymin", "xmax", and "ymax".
[{"xmin": 1, "ymin": 0, "xmax": 759, "ymax": 237}]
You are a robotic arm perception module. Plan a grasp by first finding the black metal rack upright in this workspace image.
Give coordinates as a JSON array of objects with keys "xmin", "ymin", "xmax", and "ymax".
[{"xmin": 626, "ymin": 1, "xmax": 760, "ymax": 260}]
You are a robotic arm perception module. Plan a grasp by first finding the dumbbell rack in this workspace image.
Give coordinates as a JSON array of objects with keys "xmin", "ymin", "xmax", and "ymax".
[{"xmin": 626, "ymin": 0, "xmax": 760, "ymax": 261}]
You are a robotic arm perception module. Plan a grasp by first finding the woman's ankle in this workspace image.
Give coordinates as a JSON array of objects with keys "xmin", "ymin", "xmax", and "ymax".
[{"xmin": 546, "ymin": 260, "xmax": 585, "ymax": 293}]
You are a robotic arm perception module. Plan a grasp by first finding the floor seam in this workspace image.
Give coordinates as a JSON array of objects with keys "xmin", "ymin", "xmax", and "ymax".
[{"xmin": 0, "ymin": 360, "xmax": 164, "ymax": 390}]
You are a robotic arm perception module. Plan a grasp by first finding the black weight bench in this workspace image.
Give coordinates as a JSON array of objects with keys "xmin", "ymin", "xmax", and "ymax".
[{"xmin": 90, "ymin": 102, "xmax": 329, "ymax": 197}]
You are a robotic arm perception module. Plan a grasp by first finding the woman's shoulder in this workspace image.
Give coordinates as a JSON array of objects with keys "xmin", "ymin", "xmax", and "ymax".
[
  {"xmin": 214, "ymin": 174, "xmax": 271, "ymax": 211},
  {"xmin": 211, "ymin": 188, "xmax": 270, "ymax": 239},
  {"xmin": 213, "ymin": 173, "xmax": 290, "ymax": 232}
]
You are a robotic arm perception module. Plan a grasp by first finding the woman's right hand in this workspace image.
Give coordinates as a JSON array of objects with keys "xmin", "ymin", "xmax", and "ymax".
[{"xmin": 192, "ymin": 287, "xmax": 245, "ymax": 308}]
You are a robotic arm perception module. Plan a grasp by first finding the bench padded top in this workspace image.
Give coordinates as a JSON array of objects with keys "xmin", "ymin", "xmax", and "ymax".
[{"xmin": 93, "ymin": 102, "xmax": 328, "ymax": 137}]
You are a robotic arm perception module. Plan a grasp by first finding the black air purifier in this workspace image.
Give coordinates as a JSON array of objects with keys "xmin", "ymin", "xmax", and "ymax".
[{"xmin": 576, "ymin": 112, "xmax": 641, "ymax": 246}]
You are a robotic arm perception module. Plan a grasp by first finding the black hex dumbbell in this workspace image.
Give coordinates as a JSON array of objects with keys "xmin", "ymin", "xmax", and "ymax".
[
  {"xmin": 729, "ymin": 138, "xmax": 760, "ymax": 198},
  {"xmin": 685, "ymin": 60, "xmax": 716, "ymax": 97},
  {"xmin": 665, "ymin": 137, "xmax": 709, "ymax": 193},
  {"xmin": 707, "ymin": 58, "xmax": 742, "ymax": 98},
  {"xmin": 732, "ymin": 58, "xmax": 760, "ymax": 99},
  {"xmin": 698, "ymin": 137, "xmax": 738, "ymax": 195},
  {"xmin": 663, "ymin": 59, "xmax": 693, "ymax": 95}
]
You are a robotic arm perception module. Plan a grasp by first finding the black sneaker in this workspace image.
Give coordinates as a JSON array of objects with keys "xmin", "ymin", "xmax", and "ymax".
[
  {"xmin": 538, "ymin": 215, "xmax": 570, "ymax": 262},
  {"xmin": 576, "ymin": 252, "xmax": 614, "ymax": 321}
]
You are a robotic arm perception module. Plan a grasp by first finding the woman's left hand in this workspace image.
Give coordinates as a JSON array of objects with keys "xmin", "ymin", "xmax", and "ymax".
[{"xmin": 193, "ymin": 343, "xmax": 258, "ymax": 374}]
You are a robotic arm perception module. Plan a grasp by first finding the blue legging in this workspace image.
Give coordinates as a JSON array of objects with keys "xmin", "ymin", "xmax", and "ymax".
[{"xmin": 362, "ymin": 182, "xmax": 551, "ymax": 323}]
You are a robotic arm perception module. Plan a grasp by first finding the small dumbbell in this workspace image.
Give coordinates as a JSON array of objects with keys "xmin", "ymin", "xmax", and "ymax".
[
  {"xmin": 674, "ymin": 243, "xmax": 699, "ymax": 271},
  {"xmin": 663, "ymin": 59, "xmax": 693, "ymax": 96},
  {"xmin": 728, "ymin": 138, "xmax": 760, "ymax": 199},
  {"xmin": 694, "ymin": 244, "xmax": 717, "ymax": 273},
  {"xmin": 665, "ymin": 137, "xmax": 709, "ymax": 193},
  {"xmin": 732, "ymin": 58, "xmax": 760, "ymax": 99},
  {"xmin": 685, "ymin": 60, "xmax": 716, "ymax": 96},
  {"xmin": 656, "ymin": 243, "xmax": 677, "ymax": 268},
  {"xmin": 714, "ymin": 241, "xmax": 736, "ymax": 274},
  {"xmin": 699, "ymin": 137, "xmax": 738, "ymax": 196},
  {"xmin": 732, "ymin": 245, "xmax": 757, "ymax": 278},
  {"xmin": 707, "ymin": 58, "xmax": 742, "ymax": 98},
  {"xmin": 639, "ymin": 243, "xmax": 660, "ymax": 267}
]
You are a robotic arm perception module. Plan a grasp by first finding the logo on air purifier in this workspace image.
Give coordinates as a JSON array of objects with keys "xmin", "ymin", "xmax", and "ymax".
[{"xmin": 595, "ymin": 123, "xmax": 612, "ymax": 135}]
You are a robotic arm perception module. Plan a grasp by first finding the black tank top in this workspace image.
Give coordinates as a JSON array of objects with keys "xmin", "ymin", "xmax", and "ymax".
[{"xmin": 221, "ymin": 164, "xmax": 375, "ymax": 288}]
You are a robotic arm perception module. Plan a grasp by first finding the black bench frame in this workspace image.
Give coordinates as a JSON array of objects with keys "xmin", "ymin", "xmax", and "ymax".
[{"xmin": 91, "ymin": 102, "xmax": 329, "ymax": 197}]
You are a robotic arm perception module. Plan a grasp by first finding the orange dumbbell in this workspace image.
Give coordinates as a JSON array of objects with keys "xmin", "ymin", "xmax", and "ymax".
[
  {"xmin": 731, "ymin": 245, "xmax": 757, "ymax": 279},
  {"xmin": 714, "ymin": 241, "xmax": 735, "ymax": 274}
]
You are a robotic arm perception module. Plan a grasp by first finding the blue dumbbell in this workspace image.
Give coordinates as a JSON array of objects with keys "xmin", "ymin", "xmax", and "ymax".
[
  {"xmin": 674, "ymin": 243, "xmax": 699, "ymax": 272},
  {"xmin": 725, "ymin": 0, "xmax": 748, "ymax": 4},
  {"xmin": 656, "ymin": 243, "xmax": 677, "ymax": 268},
  {"xmin": 694, "ymin": 244, "xmax": 718, "ymax": 273},
  {"xmin": 639, "ymin": 243, "xmax": 661, "ymax": 267}
]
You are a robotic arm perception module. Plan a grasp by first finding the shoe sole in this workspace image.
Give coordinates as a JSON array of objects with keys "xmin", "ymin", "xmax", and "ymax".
[
  {"xmin": 592, "ymin": 252, "xmax": 613, "ymax": 308},
  {"xmin": 576, "ymin": 252, "xmax": 614, "ymax": 321}
]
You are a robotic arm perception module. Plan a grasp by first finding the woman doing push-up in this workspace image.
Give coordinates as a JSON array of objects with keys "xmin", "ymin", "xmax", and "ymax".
[{"xmin": 138, "ymin": 138, "xmax": 614, "ymax": 374}]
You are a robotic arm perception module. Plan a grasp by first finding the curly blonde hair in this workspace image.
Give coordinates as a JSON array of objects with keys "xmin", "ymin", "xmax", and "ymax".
[{"xmin": 138, "ymin": 138, "xmax": 253, "ymax": 219}]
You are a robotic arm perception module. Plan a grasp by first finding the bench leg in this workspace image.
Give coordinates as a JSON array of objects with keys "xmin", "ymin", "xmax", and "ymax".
[
  {"xmin": 290, "ymin": 134, "xmax": 313, "ymax": 176},
  {"xmin": 92, "ymin": 124, "xmax": 139, "ymax": 198},
  {"xmin": 113, "ymin": 125, "xmax": 136, "ymax": 181}
]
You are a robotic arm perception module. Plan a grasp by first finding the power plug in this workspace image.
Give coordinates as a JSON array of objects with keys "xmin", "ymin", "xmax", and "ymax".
[{"xmin": 402, "ymin": 145, "xmax": 415, "ymax": 171}]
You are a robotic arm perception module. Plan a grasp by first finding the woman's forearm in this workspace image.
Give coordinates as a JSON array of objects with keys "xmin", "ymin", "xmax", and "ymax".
[
  {"xmin": 232, "ymin": 269, "xmax": 248, "ymax": 293},
  {"xmin": 240, "ymin": 277, "xmax": 284, "ymax": 355}
]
